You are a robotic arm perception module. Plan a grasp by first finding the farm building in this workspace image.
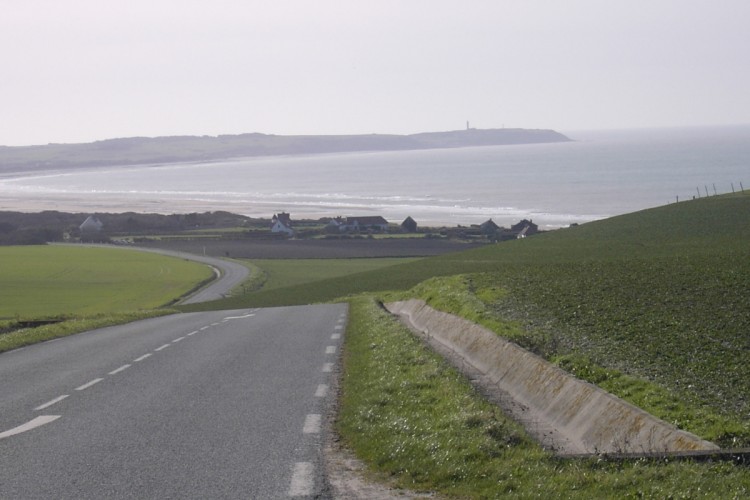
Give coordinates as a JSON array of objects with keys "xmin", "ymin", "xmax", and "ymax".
[
  {"xmin": 337, "ymin": 216, "xmax": 389, "ymax": 232},
  {"xmin": 80, "ymin": 215, "xmax": 104, "ymax": 233},
  {"xmin": 401, "ymin": 216, "xmax": 418, "ymax": 233},
  {"xmin": 270, "ymin": 212, "xmax": 294, "ymax": 235},
  {"xmin": 511, "ymin": 219, "xmax": 538, "ymax": 238}
]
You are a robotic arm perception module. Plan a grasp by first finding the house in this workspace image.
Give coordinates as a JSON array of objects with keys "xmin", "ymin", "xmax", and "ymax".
[
  {"xmin": 80, "ymin": 215, "xmax": 104, "ymax": 233},
  {"xmin": 326, "ymin": 216, "xmax": 346, "ymax": 232},
  {"xmin": 338, "ymin": 216, "xmax": 389, "ymax": 232},
  {"xmin": 479, "ymin": 218, "xmax": 500, "ymax": 235},
  {"xmin": 270, "ymin": 212, "xmax": 294, "ymax": 235},
  {"xmin": 511, "ymin": 219, "xmax": 538, "ymax": 238},
  {"xmin": 401, "ymin": 216, "xmax": 418, "ymax": 233}
]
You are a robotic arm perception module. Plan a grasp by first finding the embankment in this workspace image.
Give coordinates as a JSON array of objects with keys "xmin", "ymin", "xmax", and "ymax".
[{"xmin": 385, "ymin": 299, "xmax": 719, "ymax": 456}]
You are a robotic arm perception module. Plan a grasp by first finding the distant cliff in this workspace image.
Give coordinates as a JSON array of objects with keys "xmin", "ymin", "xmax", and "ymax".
[{"xmin": 0, "ymin": 128, "xmax": 571, "ymax": 173}]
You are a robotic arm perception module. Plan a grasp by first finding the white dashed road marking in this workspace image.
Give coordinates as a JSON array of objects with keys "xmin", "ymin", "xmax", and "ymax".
[
  {"xmin": 302, "ymin": 414, "xmax": 321, "ymax": 434},
  {"xmin": 134, "ymin": 353, "xmax": 152, "ymax": 362},
  {"xmin": 322, "ymin": 363, "xmax": 333, "ymax": 373},
  {"xmin": 314, "ymin": 384, "xmax": 328, "ymax": 398},
  {"xmin": 172, "ymin": 336, "xmax": 185, "ymax": 343},
  {"xmin": 108, "ymin": 364, "xmax": 131, "ymax": 375},
  {"xmin": 154, "ymin": 344, "xmax": 171, "ymax": 351},
  {"xmin": 34, "ymin": 395, "xmax": 69, "ymax": 411},
  {"xmin": 325, "ymin": 346, "xmax": 336, "ymax": 354},
  {"xmin": 288, "ymin": 462, "xmax": 314, "ymax": 497},
  {"xmin": 331, "ymin": 333, "xmax": 341, "ymax": 340},
  {"xmin": 75, "ymin": 378, "xmax": 104, "ymax": 391}
]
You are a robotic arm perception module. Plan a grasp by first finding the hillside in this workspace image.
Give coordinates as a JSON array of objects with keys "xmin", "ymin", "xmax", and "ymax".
[
  {"xmin": 0, "ymin": 128, "xmax": 569, "ymax": 173},
  {"xmin": 188, "ymin": 193, "xmax": 750, "ymax": 429}
]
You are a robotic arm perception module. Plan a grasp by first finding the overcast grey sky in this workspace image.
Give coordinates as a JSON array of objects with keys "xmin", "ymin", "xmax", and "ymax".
[{"xmin": 2, "ymin": 0, "xmax": 749, "ymax": 146}]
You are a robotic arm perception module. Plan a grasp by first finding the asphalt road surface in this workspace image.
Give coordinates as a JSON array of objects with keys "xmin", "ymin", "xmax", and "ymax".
[{"xmin": 0, "ymin": 304, "xmax": 347, "ymax": 498}]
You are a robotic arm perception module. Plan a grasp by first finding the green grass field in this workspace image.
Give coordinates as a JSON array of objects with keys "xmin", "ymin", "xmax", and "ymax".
[
  {"xmin": 238, "ymin": 257, "xmax": 419, "ymax": 292},
  {"xmin": 0, "ymin": 245, "xmax": 214, "ymax": 319}
]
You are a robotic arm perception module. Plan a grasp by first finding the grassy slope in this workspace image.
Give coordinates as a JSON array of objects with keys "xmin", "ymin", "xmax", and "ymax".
[
  {"xmin": 339, "ymin": 296, "xmax": 749, "ymax": 498},
  {"xmin": 239, "ymin": 257, "xmax": 419, "ymax": 291},
  {"xmin": 186, "ymin": 193, "xmax": 750, "ymax": 309},
  {"xmin": 335, "ymin": 195, "xmax": 750, "ymax": 497}
]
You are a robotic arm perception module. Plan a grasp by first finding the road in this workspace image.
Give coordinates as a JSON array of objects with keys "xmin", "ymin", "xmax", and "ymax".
[{"xmin": 0, "ymin": 304, "xmax": 347, "ymax": 498}]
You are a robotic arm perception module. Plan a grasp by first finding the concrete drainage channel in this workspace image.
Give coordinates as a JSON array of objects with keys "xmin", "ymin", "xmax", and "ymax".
[{"xmin": 385, "ymin": 299, "xmax": 729, "ymax": 458}]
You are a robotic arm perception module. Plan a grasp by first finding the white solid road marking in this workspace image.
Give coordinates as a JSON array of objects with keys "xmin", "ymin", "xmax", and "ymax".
[
  {"xmin": 331, "ymin": 333, "xmax": 341, "ymax": 340},
  {"xmin": 325, "ymin": 346, "xmax": 336, "ymax": 354},
  {"xmin": 0, "ymin": 415, "xmax": 61, "ymax": 440},
  {"xmin": 34, "ymin": 395, "xmax": 69, "ymax": 411},
  {"xmin": 314, "ymin": 384, "xmax": 328, "ymax": 398},
  {"xmin": 172, "ymin": 336, "xmax": 185, "ymax": 343},
  {"xmin": 322, "ymin": 363, "xmax": 334, "ymax": 373},
  {"xmin": 288, "ymin": 462, "xmax": 314, "ymax": 497},
  {"xmin": 134, "ymin": 353, "xmax": 152, "ymax": 362},
  {"xmin": 155, "ymin": 344, "xmax": 171, "ymax": 351},
  {"xmin": 302, "ymin": 414, "xmax": 322, "ymax": 434},
  {"xmin": 75, "ymin": 378, "xmax": 104, "ymax": 391},
  {"xmin": 108, "ymin": 364, "xmax": 131, "ymax": 375}
]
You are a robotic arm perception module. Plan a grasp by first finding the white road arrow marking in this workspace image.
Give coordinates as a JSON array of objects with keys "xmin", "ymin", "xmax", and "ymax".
[{"xmin": 0, "ymin": 415, "xmax": 60, "ymax": 440}]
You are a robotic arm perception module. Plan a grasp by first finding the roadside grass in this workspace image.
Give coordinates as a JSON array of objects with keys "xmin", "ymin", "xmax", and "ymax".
[
  {"xmin": 338, "ymin": 296, "xmax": 750, "ymax": 498},
  {"xmin": 384, "ymin": 273, "xmax": 750, "ymax": 448},
  {"xmin": 0, "ymin": 309, "xmax": 176, "ymax": 354},
  {"xmin": 0, "ymin": 245, "xmax": 214, "ymax": 319}
]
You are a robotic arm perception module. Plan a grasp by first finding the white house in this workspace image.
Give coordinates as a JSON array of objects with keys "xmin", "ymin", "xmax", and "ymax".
[
  {"xmin": 270, "ymin": 212, "xmax": 294, "ymax": 235},
  {"xmin": 79, "ymin": 215, "xmax": 104, "ymax": 233}
]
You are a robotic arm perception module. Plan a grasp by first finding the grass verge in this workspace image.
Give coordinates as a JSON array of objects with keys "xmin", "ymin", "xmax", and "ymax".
[
  {"xmin": 0, "ymin": 309, "xmax": 176, "ymax": 354},
  {"xmin": 338, "ymin": 296, "xmax": 750, "ymax": 498}
]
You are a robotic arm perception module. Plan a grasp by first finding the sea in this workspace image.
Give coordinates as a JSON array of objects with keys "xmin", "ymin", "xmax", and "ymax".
[{"xmin": 1, "ymin": 125, "xmax": 748, "ymax": 230}]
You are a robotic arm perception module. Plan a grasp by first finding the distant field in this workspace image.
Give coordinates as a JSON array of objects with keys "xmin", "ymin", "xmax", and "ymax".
[
  {"xmin": 0, "ymin": 246, "xmax": 213, "ymax": 319},
  {"xmin": 242, "ymin": 257, "xmax": 419, "ymax": 292}
]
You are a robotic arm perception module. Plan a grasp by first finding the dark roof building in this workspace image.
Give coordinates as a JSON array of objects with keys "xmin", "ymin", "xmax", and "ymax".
[{"xmin": 401, "ymin": 216, "xmax": 418, "ymax": 233}]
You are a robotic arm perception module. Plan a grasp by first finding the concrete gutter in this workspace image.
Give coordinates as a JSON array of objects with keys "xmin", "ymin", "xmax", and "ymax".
[{"xmin": 385, "ymin": 299, "xmax": 720, "ymax": 456}]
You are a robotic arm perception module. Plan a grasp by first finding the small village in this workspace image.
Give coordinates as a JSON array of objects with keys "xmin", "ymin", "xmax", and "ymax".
[
  {"xmin": 269, "ymin": 211, "xmax": 539, "ymax": 241},
  {"xmin": 0, "ymin": 209, "xmax": 540, "ymax": 246}
]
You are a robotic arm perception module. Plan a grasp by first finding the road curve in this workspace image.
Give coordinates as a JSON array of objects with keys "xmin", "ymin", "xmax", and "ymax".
[
  {"xmin": 127, "ymin": 246, "xmax": 250, "ymax": 304},
  {"xmin": 60, "ymin": 244, "xmax": 250, "ymax": 304}
]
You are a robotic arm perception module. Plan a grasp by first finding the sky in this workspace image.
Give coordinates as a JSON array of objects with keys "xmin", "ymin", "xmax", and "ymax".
[{"xmin": 2, "ymin": 0, "xmax": 749, "ymax": 146}]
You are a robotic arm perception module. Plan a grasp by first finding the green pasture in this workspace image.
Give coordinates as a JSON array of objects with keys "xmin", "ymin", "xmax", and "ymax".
[
  {"xmin": 0, "ymin": 245, "xmax": 214, "ymax": 319},
  {"xmin": 239, "ymin": 257, "xmax": 419, "ymax": 293}
]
